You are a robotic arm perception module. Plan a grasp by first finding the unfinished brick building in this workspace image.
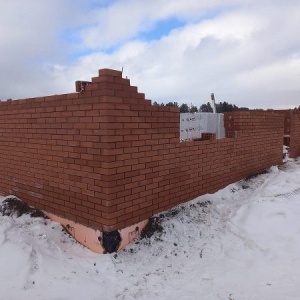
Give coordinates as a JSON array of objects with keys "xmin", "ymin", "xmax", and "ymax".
[{"xmin": 0, "ymin": 68, "xmax": 299, "ymax": 253}]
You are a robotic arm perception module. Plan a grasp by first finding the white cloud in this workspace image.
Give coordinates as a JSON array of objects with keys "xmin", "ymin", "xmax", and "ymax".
[
  {"xmin": 0, "ymin": 0, "xmax": 300, "ymax": 109},
  {"xmin": 78, "ymin": 0, "xmax": 239, "ymax": 49},
  {"xmin": 0, "ymin": 0, "xmax": 84, "ymax": 99}
]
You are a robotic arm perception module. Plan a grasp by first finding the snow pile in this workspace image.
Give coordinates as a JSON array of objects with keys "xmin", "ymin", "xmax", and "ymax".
[
  {"xmin": 1, "ymin": 159, "xmax": 300, "ymax": 299},
  {"xmin": 283, "ymin": 145, "xmax": 290, "ymax": 162}
]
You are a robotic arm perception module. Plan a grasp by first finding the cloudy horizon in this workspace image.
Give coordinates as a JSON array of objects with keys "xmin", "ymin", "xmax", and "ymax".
[{"xmin": 0, "ymin": 0, "xmax": 299, "ymax": 109}]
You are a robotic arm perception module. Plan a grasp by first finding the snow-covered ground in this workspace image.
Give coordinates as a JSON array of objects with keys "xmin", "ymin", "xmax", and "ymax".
[{"xmin": 1, "ymin": 158, "xmax": 300, "ymax": 300}]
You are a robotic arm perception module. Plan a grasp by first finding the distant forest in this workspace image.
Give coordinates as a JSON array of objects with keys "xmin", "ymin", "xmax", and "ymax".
[
  {"xmin": 152, "ymin": 101, "xmax": 300, "ymax": 113},
  {"xmin": 1, "ymin": 98, "xmax": 299, "ymax": 112},
  {"xmin": 153, "ymin": 101, "xmax": 251, "ymax": 113}
]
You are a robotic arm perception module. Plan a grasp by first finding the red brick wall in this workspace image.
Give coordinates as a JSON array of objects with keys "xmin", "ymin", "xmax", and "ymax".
[
  {"xmin": 276, "ymin": 109, "xmax": 300, "ymax": 157},
  {"xmin": 290, "ymin": 110, "xmax": 300, "ymax": 158},
  {"xmin": 0, "ymin": 69, "xmax": 138, "ymax": 231},
  {"xmin": 0, "ymin": 69, "xmax": 286, "ymax": 232}
]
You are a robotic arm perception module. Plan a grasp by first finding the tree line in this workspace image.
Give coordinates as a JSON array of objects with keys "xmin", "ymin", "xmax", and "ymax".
[
  {"xmin": 1, "ymin": 97, "xmax": 299, "ymax": 112},
  {"xmin": 153, "ymin": 101, "xmax": 300, "ymax": 113},
  {"xmin": 152, "ymin": 101, "xmax": 250, "ymax": 113}
]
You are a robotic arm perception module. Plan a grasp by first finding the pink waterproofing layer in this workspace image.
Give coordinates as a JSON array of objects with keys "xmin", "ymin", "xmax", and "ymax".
[{"xmin": 45, "ymin": 212, "xmax": 148, "ymax": 253}]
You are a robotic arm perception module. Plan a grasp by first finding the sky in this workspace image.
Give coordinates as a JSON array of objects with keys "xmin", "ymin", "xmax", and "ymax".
[{"xmin": 0, "ymin": 0, "xmax": 299, "ymax": 109}]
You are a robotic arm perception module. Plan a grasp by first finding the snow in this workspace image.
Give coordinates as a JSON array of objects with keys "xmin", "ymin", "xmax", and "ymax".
[{"xmin": 1, "ymin": 158, "xmax": 300, "ymax": 299}]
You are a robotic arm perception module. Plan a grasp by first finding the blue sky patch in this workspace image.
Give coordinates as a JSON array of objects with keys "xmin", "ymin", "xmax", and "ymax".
[{"xmin": 140, "ymin": 17, "xmax": 185, "ymax": 41}]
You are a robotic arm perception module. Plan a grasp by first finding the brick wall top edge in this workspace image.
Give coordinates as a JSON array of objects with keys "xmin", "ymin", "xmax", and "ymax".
[
  {"xmin": 0, "ymin": 97, "xmax": 40, "ymax": 105},
  {"xmin": 0, "ymin": 93, "xmax": 80, "ymax": 107},
  {"xmin": 0, "ymin": 69, "xmax": 128, "ymax": 106},
  {"xmin": 274, "ymin": 109, "xmax": 300, "ymax": 113},
  {"xmin": 291, "ymin": 110, "xmax": 300, "ymax": 115},
  {"xmin": 98, "ymin": 68, "xmax": 122, "ymax": 77},
  {"xmin": 224, "ymin": 111, "xmax": 284, "ymax": 117}
]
